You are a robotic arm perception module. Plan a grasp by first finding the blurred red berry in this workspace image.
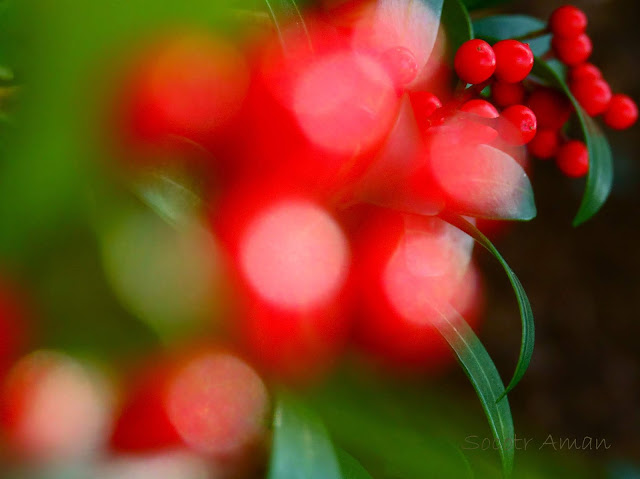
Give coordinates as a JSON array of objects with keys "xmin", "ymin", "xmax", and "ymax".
[
  {"xmin": 527, "ymin": 87, "xmax": 573, "ymax": 130},
  {"xmin": 492, "ymin": 40, "xmax": 534, "ymax": 83},
  {"xmin": 603, "ymin": 94, "xmax": 638, "ymax": 130},
  {"xmin": 111, "ymin": 349, "xmax": 269, "ymax": 461},
  {"xmin": 460, "ymin": 99, "xmax": 499, "ymax": 118},
  {"xmin": 491, "ymin": 81, "xmax": 526, "ymax": 108},
  {"xmin": 122, "ymin": 32, "xmax": 249, "ymax": 152},
  {"xmin": 380, "ymin": 46, "xmax": 419, "ymax": 87},
  {"xmin": 549, "ymin": 5, "xmax": 588, "ymax": 38},
  {"xmin": 556, "ymin": 140, "xmax": 589, "ymax": 178},
  {"xmin": 569, "ymin": 62, "xmax": 602, "ymax": 83},
  {"xmin": 214, "ymin": 184, "xmax": 352, "ymax": 382},
  {"xmin": 165, "ymin": 351, "xmax": 269, "ymax": 457},
  {"xmin": 0, "ymin": 351, "xmax": 110, "ymax": 462},
  {"xmin": 499, "ymin": 105, "xmax": 537, "ymax": 145},
  {"xmin": 352, "ymin": 210, "xmax": 476, "ymax": 371},
  {"xmin": 570, "ymin": 78, "xmax": 612, "ymax": 116},
  {"xmin": 425, "ymin": 122, "xmax": 532, "ymax": 218},
  {"xmin": 238, "ymin": 35, "xmax": 399, "ymax": 196},
  {"xmin": 409, "ymin": 91, "xmax": 442, "ymax": 127},
  {"xmin": 552, "ymin": 33, "xmax": 592, "ymax": 66},
  {"xmin": 528, "ymin": 128, "xmax": 560, "ymax": 159},
  {"xmin": 110, "ymin": 360, "xmax": 181, "ymax": 452},
  {"xmin": 454, "ymin": 39, "xmax": 496, "ymax": 84}
]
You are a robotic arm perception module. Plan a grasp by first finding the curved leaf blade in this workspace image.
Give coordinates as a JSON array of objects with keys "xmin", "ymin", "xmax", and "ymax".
[
  {"xmin": 269, "ymin": 392, "xmax": 343, "ymax": 479},
  {"xmin": 472, "ymin": 15, "xmax": 550, "ymax": 57},
  {"xmin": 433, "ymin": 304, "xmax": 514, "ymax": 477},
  {"xmin": 441, "ymin": 213, "xmax": 534, "ymax": 397},
  {"xmin": 442, "ymin": 0, "xmax": 473, "ymax": 58},
  {"xmin": 531, "ymin": 59, "xmax": 614, "ymax": 226}
]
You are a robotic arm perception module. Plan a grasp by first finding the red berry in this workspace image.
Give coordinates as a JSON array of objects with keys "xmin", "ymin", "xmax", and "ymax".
[
  {"xmin": 460, "ymin": 99, "xmax": 499, "ymax": 118},
  {"xmin": 454, "ymin": 39, "xmax": 496, "ymax": 85},
  {"xmin": 492, "ymin": 40, "xmax": 534, "ymax": 83},
  {"xmin": 556, "ymin": 140, "xmax": 589, "ymax": 178},
  {"xmin": 552, "ymin": 33, "xmax": 592, "ymax": 66},
  {"xmin": 570, "ymin": 78, "xmax": 612, "ymax": 116},
  {"xmin": 215, "ymin": 184, "xmax": 352, "ymax": 382},
  {"xmin": 492, "ymin": 81, "xmax": 526, "ymax": 108},
  {"xmin": 409, "ymin": 91, "xmax": 442, "ymax": 125},
  {"xmin": 569, "ymin": 62, "xmax": 602, "ymax": 83},
  {"xmin": 123, "ymin": 33, "xmax": 249, "ymax": 149},
  {"xmin": 380, "ymin": 46, "xmax": 419, "ymax": 87},
  {"xmin": 527, "ymin": 129, "xmax": 560, "ymax": 159},
  {"xmin": 527, "ymin": 87, "xmax": 573, "ymax": 130},
  {"xmin": 549, "ymin": 6, "xmax": 588, "ymax": 38},
  {"xmin": 499, "ymin": 105, "xmax": 537, "ymax": 145},
  {"xmin": 603, "ymin": 94, "xmax": 638, "ymax": 130},
  {"xmin": 1, "ymin": 351, "xmax": 110, "ymax": 462},
  {"xmin": 111, "ymin": 349, "xmax": 269, "ymax": 460},
  {"xmin": 352, "ymin": 210, "xmax": 476, "ymax": 371}
]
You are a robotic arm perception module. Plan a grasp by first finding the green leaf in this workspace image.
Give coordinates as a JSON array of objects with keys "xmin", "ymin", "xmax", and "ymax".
[
  {"xmin": 472, "ymin": 15, "xmax": 551, "ymax": 57},
  {"xmin": 531, "ymin": 58, "xmax": 614, "ymax": 226},
  {"xmin": 263, "ymin": 0, "xmax": 311, "ymax": 53},
  {"xmin": 269, "ymin": 392, "xmax": 343, "ymax": 479},
  {"xmin": 441, "ymin": 213, "xmax": 534, "ymax": 397},
  {"xmin": 432, "ymin": 305, "xmax": 514, "ymax": 477},
  {"xmin": 442, "ymin": 0, "xmax": 473, "ymax": 58},
  {"xmin": 337, "ymin": 449, "xmax": 374, "ymax": 479},
  {"xmin": 461, "ymin": 0, "xmax": 510, "ymax": 11},
  {"xmin": 310, "ymin": 381, "xmax": 476, "ymax": 479}
]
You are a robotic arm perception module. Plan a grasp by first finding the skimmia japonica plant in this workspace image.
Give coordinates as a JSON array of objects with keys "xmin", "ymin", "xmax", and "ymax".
[{"xmin": 0, "ymin": 0, "xmax": 636, "ymax": 478}]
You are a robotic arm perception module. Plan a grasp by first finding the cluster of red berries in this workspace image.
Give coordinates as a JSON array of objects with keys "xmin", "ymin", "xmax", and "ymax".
[
  {"xmin": 448, "ymin": 5, "xmax": 637, "ymax": 179},
  {"xmin": 546, "ymin": 5, "xmax": 637, "ymax": 176},
  {"xmin": 452, "ymin": 37, "xmax": 537, "ymax": 147}
]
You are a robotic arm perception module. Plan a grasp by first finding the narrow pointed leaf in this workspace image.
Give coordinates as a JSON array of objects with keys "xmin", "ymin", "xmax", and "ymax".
[
  {"xmin": 441, "ymin": 213, "xmax": 534, "ymax": 397},
  {"xmin": 473, "ymin": 15, "xmax": 550, "ymax": 56},
  {"xmin": 433, "ymin": 304, "xmax": 514, "ymax": 477},
  {"xmin": 531, "ymin": 58, "xmax": 614, "ymax": 226},
  {"xmin": 269, "ymin": 392, "xmax": 343, "ymax": 479}
]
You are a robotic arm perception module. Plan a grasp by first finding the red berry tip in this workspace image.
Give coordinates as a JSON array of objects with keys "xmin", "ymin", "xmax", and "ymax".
[
  {"xmin": 569, "ymin": 62, "xmax": 602, "ymax": 83},
  {"xmin": 491, "ymin": 81, "xmax": 526, "ymax": 108},
  {"xmin": 527, "ymin": 129, "xmax": 560, "ymax": 160},
  {"xmin": 570, "ymin": 78, "xmax": 612, "ymax": 116},
  {"xmin": 556, "ymin": 140, "xmax": 589, "ymax": 178},
  {"xmin": 552, "ymin": 33, "xmax": 592, "ymax": 66},
  {"xmin": 493, "ymin": 40, "xmax": 534, "ymax": 84},
  {"xmin": 460, "ymin": 99, "xmax": 499, "ymax": 119},
  {"xmin": 603, "ymin": 94, "xmax": 638, "ymax": 130},
  {"xmin": 499, "ymin": 104, "xmax": 537, "ymax": 146},
  {"xmin": 549, "ymin": 5, "xmax": 588, "ymax": 38}
]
